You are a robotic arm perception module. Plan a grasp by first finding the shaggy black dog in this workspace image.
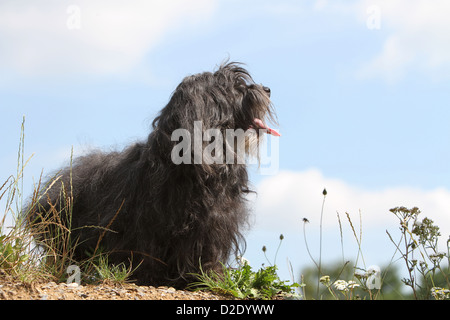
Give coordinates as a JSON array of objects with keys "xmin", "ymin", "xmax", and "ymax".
[{"xmin": 27, "ymin": 62, "xmax": 279, "ymax": 287}]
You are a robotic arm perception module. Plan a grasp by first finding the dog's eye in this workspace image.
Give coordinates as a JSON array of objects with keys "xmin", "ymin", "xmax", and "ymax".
[{"xmin": 248, "ymin": 84, "xmax": 271, "ymax": 96}]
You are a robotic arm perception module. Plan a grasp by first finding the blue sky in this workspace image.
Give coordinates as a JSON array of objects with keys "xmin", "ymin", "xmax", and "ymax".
[{"xmin": 1, "ymin": 0, "xmax": 450, "ymax": 285}]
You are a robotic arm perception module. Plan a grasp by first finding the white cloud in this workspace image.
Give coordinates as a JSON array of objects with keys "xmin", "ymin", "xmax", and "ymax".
[
  {"xmin": 354, "ymin": 0, "xmax": 450, "ymax": 82},
  {"xmin": 255, "ymin": 0, "xmax": 450, "ymax": 82},
  {"xmin": 253, "ymin": 169, "xmax": 450, "ymax": 242},
  {"xmin": 0, "ymin": 1, "xmax": 217, "ymax": 76}
]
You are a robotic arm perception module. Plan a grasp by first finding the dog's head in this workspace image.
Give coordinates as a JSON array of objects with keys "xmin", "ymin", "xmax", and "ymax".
[{"xmin": 152, "ymin": 61, "xmax": 279, "ymax": 164}]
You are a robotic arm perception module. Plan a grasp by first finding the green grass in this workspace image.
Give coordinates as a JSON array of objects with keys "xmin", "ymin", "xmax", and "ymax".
[
  {"xmin": 90, "ymin": 254, "xmax": 140, "ymax": 285},
  {"xmin": 188, "ymin": 260, "xmax": 301, "ymax": 300}
]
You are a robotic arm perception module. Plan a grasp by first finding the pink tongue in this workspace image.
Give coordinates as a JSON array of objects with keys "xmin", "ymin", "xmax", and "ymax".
[{"xmin": 254, "ymin": 118, "xmax": 281, "ymax": 136}]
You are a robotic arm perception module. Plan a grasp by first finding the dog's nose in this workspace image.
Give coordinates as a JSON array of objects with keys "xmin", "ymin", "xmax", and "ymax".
[{"xmin": 263, "ymin": 86, "xmax": 271, "ymax": 97}]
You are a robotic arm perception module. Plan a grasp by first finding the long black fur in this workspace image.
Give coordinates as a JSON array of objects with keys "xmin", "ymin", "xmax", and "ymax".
[{"xmin": 27, "ymin": 62, "xmax": 277, "ymax": 287}]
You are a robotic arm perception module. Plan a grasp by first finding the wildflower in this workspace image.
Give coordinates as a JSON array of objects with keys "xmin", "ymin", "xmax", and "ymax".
[
  {"xmin": 419, "ymin": 261, "xmax": 428, "ymax": 270},
  {"xmin": 431, "ymin": 287, "xmax": 450, "ymax": 300},
  {"xmin": 333, "ymin": 280, "xmax": 359, "ymax": 292},
  {"xmin": 429, "ymin": 252, "xmax": 446, "ymax": 263},
  {"xmin": 354, "ymin": 270, "xmax": 365, "ymax": 281},
  {"xmin": 236, "ymin": 256, "xmax": 250, "ymax": 266},
  {"xmin": 319, "ymin": 275, "xmax": 330, "ymax": 286},
  {"xmin": 347, "ymin": 281, "xmax": 359, "ymax": 290},
  {"xmin": 334, "ymin": 280, "xmax": 349, "ymax": 291}
]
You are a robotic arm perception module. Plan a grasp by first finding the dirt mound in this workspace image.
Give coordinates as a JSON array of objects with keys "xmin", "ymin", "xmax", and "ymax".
[{"xmin": 0, "ymin": 273, "xmax": 227, "ymax": 300}]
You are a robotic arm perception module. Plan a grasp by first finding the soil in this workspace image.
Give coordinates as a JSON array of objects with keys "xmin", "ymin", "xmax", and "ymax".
[{"xmin": 0, "ymin": 271, "xmax": 229, "ymax": 301}]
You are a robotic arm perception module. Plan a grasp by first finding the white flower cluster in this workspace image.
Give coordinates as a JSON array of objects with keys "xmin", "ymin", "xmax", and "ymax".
[
  {"xmin": 333, "ymin": 280, "xmax": 360, "ymax": 292},
  {"xmin": 431, "ymin": 287, "xmax": 450, "ymax": 300}
]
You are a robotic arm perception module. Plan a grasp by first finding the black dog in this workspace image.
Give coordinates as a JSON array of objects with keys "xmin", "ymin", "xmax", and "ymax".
[{"xmin": 27, "ymin": 62, "xmax": 279, "ymax": 287}]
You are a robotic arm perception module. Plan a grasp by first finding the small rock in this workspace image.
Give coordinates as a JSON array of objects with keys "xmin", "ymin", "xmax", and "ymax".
[{"xmin": 41, "ymin": 282, "xmax": 57, "ymax": 289}]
